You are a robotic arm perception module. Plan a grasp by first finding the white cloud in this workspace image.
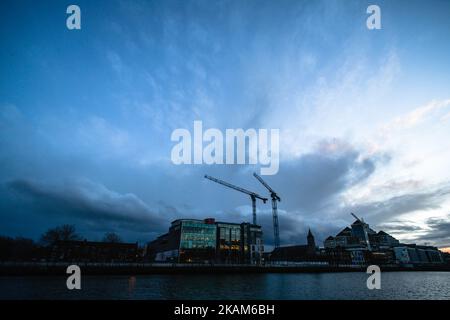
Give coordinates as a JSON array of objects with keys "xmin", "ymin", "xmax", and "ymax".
[{"xmin": 382, "ymin": 99, "xmax": 450, "ymax": 134}]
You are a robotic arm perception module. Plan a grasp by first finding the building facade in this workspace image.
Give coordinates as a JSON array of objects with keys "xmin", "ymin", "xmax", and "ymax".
[
  {"xmin": 146, "ymin": 218, "xmax": 263, "ymax": 264},
  {"xmin": 241, "ymin": 222, "xmax": 264, "ymax": 264},
  {"xmin": 216, "ymin": 222, "xmax": 242, "ymax": 263},
  {"xmin": 267, "ymin": 229, "xmax": 319, "ymax": 263},
  {"xmin": 324, "ymin": 215, "xmax": 444, "ymax": 266},
  {"xmin": 393, "ymin": 244, "xmax": 444, "ymax": 265}
]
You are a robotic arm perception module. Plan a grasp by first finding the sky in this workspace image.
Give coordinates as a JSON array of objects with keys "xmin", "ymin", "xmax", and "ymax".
[{"xmin": 1, "ymin": 0, "xmax": 450, "ymax": 249}]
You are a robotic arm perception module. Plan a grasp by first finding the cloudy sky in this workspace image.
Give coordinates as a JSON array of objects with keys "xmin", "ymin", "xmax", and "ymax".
[{"xmin": 1, "ymin": 0, "xmax": 450, "ymax": 250}]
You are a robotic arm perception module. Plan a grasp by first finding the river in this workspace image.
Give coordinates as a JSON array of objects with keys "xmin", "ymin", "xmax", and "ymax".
[{"xmin": 1, "ymin": 272, "xmax": 449, "ymax": 299}]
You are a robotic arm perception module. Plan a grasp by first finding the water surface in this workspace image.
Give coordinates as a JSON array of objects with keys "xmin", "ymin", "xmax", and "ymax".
[{"xmin": 1, "ymin": 272, "xmax": 449, "ymax": 300}]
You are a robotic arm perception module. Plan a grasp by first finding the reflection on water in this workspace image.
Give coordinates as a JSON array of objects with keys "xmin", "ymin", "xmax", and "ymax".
[
  {"xmin": 128, "ymin": 276, "xmax": 136, "ymax": 294},
  {"xmin": 0, "ymin": 272, "xmax": 449, "ymax": 300}
]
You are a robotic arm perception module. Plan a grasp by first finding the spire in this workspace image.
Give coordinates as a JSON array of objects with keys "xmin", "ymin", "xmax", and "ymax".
[{"xmin": 307, "ymin": 228, "xmax": 316, "ymax": 254}]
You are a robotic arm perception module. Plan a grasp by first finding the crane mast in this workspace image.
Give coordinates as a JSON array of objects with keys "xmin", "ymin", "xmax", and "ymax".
[
  {"xmin": 204, "ymin": 175, "xmax": 267, "ymax": 225},
  {"xmin": 253, "ymin": 173, "xmax": 281, "ymax": 248},
  {"xmin": 351, "ymin": 212, "xmax": 363, "ymax": 222}
]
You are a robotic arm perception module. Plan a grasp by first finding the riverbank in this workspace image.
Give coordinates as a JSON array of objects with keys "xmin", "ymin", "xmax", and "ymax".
[{"xmin": 1, "ymin": 262, "xmax": 449, "ymax": 276}]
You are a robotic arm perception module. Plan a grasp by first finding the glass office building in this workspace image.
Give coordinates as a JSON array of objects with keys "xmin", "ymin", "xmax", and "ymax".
[
  {"xmin": 146, "ymin": 218, "xmax": 263, "ymax": 264},
  {"xmin": 242, "ymin": 223, "xmax": 264, "ymax": 264},
  {"xmin": 179, "ymin": 220, "xmax": 217, "ymax": 249},
  {"xmin": 216, "ymin": 222, "xmax": 242, "ymax": 264},
  {"xmin": 351, "ymin": 219, "xmax": 376, "ymax": 249},
  {"xmin": 176, "ymin": 219, "xmax": 217, "ymax": 263}
]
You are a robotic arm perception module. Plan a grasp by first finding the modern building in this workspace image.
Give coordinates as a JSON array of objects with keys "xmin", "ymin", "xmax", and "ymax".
[
  {"xmin": 393, "ymin": 244, "xmax": 444, "ymax": 265},
  {"xmin": 216, "ymin": 221, "xmax": 242, "ymax": 264},
  {"xmin": 323, "ymin": 238, "xmax": 368, "ymax": 265},
  {"xmin": 322, "ymin": 246, "xmax": 352, "ymax": 266},
  {"xmin": 240, "ymin": 222, "xmax": 264, "ymax": 264},
  {"xmin": 324, "ymin": 218, "xmax": 399, "ymax": 252},
  {"xmin": 443, "ymin": 252, "xmax": 450, "ymax": 265},
  {"xmin": 350, "ymin": 219, "xmax": 375, "ymax": 249},
  {"xmin": 324, "ymin": 227, "xmax": 358, "ymax": 248},
  {"xmin": 323, "ymin": 215, "xmax": 444, "ymax": 266},
  {"xmin": 371, "ymin": 230, "xmax": 400, "ymax": 249},
  {"xmin": 146, "ymin": 218, "xmax": 263, "ymax": 264},
  {"xmin": 148, "ymin": 218, "xmax": 216, "ymax": 263},
  {"xmin": 345, "ymin": 245, "xmax": 368, "ymax": 265},
  {"xmin": 367, "ymin": 249, "xmax": 396, "ymax": 265}
]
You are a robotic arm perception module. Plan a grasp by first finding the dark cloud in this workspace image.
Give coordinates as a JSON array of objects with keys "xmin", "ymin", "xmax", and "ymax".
[
  {"xmin": 185, "ymin": 139, "xmax": 382, "ymax": 246},
  {"xmin": 419, "ymin": 215, "xmax": 450, "ymax": 246},
  {"xmin": 346, "ymin": 185, "xmax": 450, "ymax": 225},
  {"xmin": 1, "ymin": 145, "xmax": 448, "ymax": 248},
  {"xmin": 1, "ymin": 178, "xmax": 170, "ymax": 242},
  {"xmin": 0, "ymin": 138, "xmax": 383, "ymax": 246},
  {"xmin": 377, "ymin": 223, "xmax": 423, "ymax": 233},
  {"xmin": 3, "ymin": 135, "xmax": 448, "ymax": 248},
  {"xmin": 258, "ymin": 139, "xmax": 380, "ymax": 214},
  {"xmin": 334, "ymin": 187, "xmax": 450, "ymax": 247}
]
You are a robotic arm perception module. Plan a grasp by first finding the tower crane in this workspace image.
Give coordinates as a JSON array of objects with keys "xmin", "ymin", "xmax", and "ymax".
[
  {"xmin": 253, "ymin": 172, "xmax": 281, "ymax": 248},
  {"xmin": 351, "ymin": 212, "xmax": 364, "ymax": 223},
  {"xmin": 204, "ymin": 175, "xmax": 267, "ymax": 225}
]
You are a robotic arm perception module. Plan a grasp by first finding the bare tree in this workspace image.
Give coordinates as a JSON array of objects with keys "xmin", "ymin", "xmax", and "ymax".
[
  {"xmin": 102, "ymin": 232, "xmax": 122, "ymax": 243},
  {"xmin": 40, "ymin": 225, "xmax": 81, "ymax": 246}
]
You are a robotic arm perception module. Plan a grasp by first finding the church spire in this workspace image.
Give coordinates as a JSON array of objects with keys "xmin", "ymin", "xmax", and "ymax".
[{"xmin": 307, "ymin": 228, "xmax": 316, "ymax": 254}]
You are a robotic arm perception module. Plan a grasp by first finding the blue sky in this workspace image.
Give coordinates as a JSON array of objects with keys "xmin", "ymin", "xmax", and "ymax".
[{"xmin": 1, "ymin": 0, "xmax": 450, "ymax": 248}]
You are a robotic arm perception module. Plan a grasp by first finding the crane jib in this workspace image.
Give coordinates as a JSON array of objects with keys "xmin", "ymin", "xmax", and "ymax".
[{"xmin": 204, "ymin": 174, "xmax": 268, "ymax": 225}]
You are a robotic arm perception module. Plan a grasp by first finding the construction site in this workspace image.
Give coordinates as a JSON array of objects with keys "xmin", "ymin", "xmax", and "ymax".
[
  {"xmin": 145, "ymin": 173, "xmax": 279, "ymax": 265},
  {"xmin": 143, "ymin": 173, "xmax": 447, "ymax": 269}
]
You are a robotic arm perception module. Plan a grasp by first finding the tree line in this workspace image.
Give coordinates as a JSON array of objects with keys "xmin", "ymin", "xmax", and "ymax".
[{"xmin": 0, "ymin": 225, "xmax": 124, "ymax": 261}]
